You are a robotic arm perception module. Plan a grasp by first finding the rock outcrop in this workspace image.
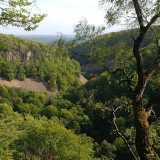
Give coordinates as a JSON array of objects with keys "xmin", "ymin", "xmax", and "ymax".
[{"xmin": 5, "ymin": 50, "xmax": 32, "ymax": 62}]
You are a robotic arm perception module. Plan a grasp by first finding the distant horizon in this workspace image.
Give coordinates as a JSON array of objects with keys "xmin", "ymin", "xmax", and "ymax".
[
  {"xmin": 14, "ymin": 34, "xmax": 76, "ymax": 43},
  {"xmin": 15, "ymin": 34, "xmax": 75, "ymax": 36},
  {"xmin": 0, "ymin": 0, "xmax": 107, "ymax": 35}
]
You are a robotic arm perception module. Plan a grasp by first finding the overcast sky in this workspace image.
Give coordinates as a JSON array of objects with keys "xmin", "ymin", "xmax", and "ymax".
[{"xmin": 0, "ymin": 0, "xmax": 122, "ymax": 35}]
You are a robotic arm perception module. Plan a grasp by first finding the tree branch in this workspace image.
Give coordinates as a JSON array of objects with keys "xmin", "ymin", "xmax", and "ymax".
[
  {"xmin": 144, "ymin": 14, "xmax": 160, "ymax": 82},
  {"xmin": 146, "ymin": 106, "xmax": 157, "ymax": 119},
  {"xmin": 146, "ymin": 96, "xmax": 160, "ymax": 110},
  {"xmin": 146, "ymin": 13, "xmax": 160, "ymax": 30},
  {"xmin": 132, "ymin": 9, "xmax": 160, "ymax": 91},
  {"xmin": 146, "ymin": 96, "xmax": 160, "ymax": 118},
  {"xmin": 133, "ymin": 33, "xmax": 146, "ymax": 90},
  {"xmin": 95, "ymin": 61, "xmax": 134, "ymax": 92},
  {"xmin": 0, "ymin": 17, "xmax": 28, "ymax": 24},
  {"xmin": 150, "ymin": 27, "xmax": 159, "ymax": 47},
  {"xmin": 144, "ymin": 58, "xmax": 160, "ymax": 83},
  {"xmin": 130, "ymin": 35, "xmax": 136, "ymax": 42},
  {"xmin": 73, "ymin": 50, "xmax": 134, "ymax": 91},
  {"xmin": 132, "ymin": 0, "xmax": 144, "ymax": 29},
  {"xmin": 111, "ymin": 105, "xmax": 139, "ymax": 160}
]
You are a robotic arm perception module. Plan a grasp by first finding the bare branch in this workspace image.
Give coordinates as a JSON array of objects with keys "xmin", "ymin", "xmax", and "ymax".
[
  {"xmin": 146, "ymin": 96, "xmax": 160, "ymax": 110},
  {"xmin": 98, "ymin": 63, "xmax": 134, "ymax": 92},
  {"xmin": 111, "ymin": 106, "xmax": 139, "ymax": 160},
  {"xmin": 130, "ymin": 35, "xmax": 136, "ymax": 42},
  {"xmin": 150, "ymin": 27, "xmax": 159, "ymax": 47},
  {"xmin": 146, "ymin": 13, "xmax": 160, "ymax": 30},
  {"xmin": 73, "ymin": 50, "xmax": 134, "ymax": 91},
  {"xmin": 144, "ymin": 27, "xmax": 160, "ymax": 82},
  {"xmin": 146, "ymin": 106, "xmax": 157, "ymax": 119},
  {"xmin": 144, "ymin": 58, "xmax": 160, "ymax": 83},
  {"xmin": 122, "ymin": 69, "xmax": 133, "ymax": 92},
  {"xmin": 146, "ymin": 96, "xmax": 160, "ymax": 118}
]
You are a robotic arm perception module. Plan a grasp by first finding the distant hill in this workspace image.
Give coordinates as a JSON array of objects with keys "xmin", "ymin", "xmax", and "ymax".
[
  {"xmin": 15, "ymin": 35, "xmax": 75, "ymax": 44},
  {"xmin": 71, "ymin": 26, "xmax": 160, "ymax": 73}
]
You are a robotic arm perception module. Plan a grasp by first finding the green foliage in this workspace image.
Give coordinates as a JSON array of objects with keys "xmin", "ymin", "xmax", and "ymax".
[
  {"xmin": 0, "ymin": 61, "xmax": 16, "ymax": 80},
  {"xmin": 41, "ymin": 105, "xmax": 58, "ymax": 119},
  {"xmin": 1, "ymin": 1, "xmax": 160, "ymax": 158},
  {"xmin": 72, "ymin": 24, "xmax": 160, "ymax": 77},
  {"xmin": 0, "ymin": 111, "xmax": 23, "ymax": 159},
  {"xmin": 99, "ymin": 0, "xmax": 160, "ymax": 27},
  {"xmin": 151, "ymin": 120, "xmax": 160, "ymax": 155},
  {"xmin": 16, "ymin": 116, "xmax": 94, "ymax": 160},
  {"xmin": 0, "ymin": 33, "xmax": 81, "ymax": 91},
  {"xmin": 74, "ymin": 18, "xmax": 105, "ymax": 43},
  {"xmin": 0, "ymin": 112, "xmax": 94, "ymax": 160},
  {"xmin": 94, "ymin": 140, "xmax": 117, "ymax": 160},
  {"xmin": 0, "ymin": 0, "xmax": 46, "ymax": 31},
  {"xmin": 0, "ymin": 103, "xmax": 13, "ymax": 116},
  {"xmin": 16, "ymin": 65, "xmax": 26, "ymax": 80},
  {"xmin": 49, "ymin": 94, "xmax": 93, "ymax": 133},
  {"xmin": 0, "ymin": 83, "xmax": 97, "ymax": 159}
]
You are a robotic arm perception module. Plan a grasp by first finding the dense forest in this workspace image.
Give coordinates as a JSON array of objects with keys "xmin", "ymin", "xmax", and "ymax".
[
  {"xmin": 1, "ymin": 0, "xmax": 160, "ymax": 160},
  {"xmin": 0, "ymin": 33, "xmax": 81, "ymax": 90},
  {"xmin": 71, "ymin": 26, "xmax": 160, "ymax": 74},
  {"xmin": 0, "ymin": 27, "xmax": 160, "ymax": 160}
]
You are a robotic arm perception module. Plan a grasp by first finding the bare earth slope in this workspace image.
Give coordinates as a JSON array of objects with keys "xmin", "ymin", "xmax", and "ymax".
[
  {"xmin": 0, "ymin": 75, "xmax": 87, "ymax": 94},
  {"xmin": 80, "ymin": 75, "xmax": 88, "ymax": 84},
  {"xmin": 0, "ymin": 78, "xmax": 55, "ymax": 95}
]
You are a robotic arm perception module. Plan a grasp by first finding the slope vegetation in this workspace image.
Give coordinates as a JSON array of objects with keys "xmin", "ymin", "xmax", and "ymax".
[{"xmin": 0, "ymin": 33, "xmax": 81, "ymax": 91}]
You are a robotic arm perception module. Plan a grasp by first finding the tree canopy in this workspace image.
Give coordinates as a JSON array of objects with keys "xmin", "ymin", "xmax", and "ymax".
[
  {"xmin": 99, "ymin": 0, "xmax": 160, "ymax": 28},
  {"xmin": 0, "ymin": 0, "xmax": 46, "ymax": 30},
  {"xmin": 73, "ymin": 0, "xmax": 160, "ymax": 159}
]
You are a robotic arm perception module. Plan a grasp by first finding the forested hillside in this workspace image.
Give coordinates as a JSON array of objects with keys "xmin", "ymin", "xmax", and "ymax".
[
  {"xmin": 1, "ymin": 0, "xmax": 160, "ymax": 159},
  {"xmin": 72, "ymin": 26, "xmax": 160, "ymax": 75},
  {"xmin": 0, "ymin": 33, "xmax": 81, "ymax": 90},
  {"xmin": 1, "ymin": 28, "xmax": 160, "ymax": 160},
  {"xmin": 0, "ymin": 34, "xmax": 95, "ymax": 159}
]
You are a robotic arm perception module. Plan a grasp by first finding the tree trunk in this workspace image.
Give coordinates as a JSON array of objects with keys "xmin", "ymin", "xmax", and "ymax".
[{"xmin": 133, "ymin": 95, "xmax": 159, "ymax": 160}]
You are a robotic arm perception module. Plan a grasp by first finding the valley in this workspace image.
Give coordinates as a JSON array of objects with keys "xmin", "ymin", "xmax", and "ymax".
[{"xmin": 1, "ymin": 1, "xmax": 160, "ymax": 159}]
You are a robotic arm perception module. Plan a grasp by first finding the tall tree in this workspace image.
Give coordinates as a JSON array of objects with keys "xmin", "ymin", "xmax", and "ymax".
[
  {"xmin": 0, "ymin": 0, "xmax": 46, "ymax": 31},
  {"xmin": 74, "ymin": 0, "xmax": 160, "ymax": 159}
]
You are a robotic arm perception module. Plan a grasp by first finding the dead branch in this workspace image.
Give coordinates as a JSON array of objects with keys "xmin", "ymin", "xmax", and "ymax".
[
  {"xmin": 110, "ymin": 105, "xmax": 139, "ymax": 160},
  {"xmin": 146, "ymin": 96, "xmax": 160, "ymax": 118}
]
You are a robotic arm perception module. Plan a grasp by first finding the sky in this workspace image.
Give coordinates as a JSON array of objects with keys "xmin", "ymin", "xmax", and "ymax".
[{"xmin": 0, "ymin": 0, "xmax": 123, "ymax": 35}]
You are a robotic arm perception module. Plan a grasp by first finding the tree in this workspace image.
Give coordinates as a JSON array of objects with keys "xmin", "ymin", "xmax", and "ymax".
[
  {"xmin": 0, "ymin": 0, "xmax": 46, "ymax": 31},
  {"xmin": 41, "ymin": 105, "xmax": 58, "ymax": 119},
  {"xmin": 15, "ymin": 116, "xmax": 94, "ymax": 160},
  {"xmin": 0, "ymin": 104, "xmax": 22, "ymax": 159},
  {"xmin": 74, "ymin": 1, "xmax": 160, "ymax": 159}
]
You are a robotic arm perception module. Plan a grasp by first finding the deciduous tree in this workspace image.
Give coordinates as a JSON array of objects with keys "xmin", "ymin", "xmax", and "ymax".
[
  {"xmin": 0, "ymin": 0, "xmax": 46, "ymax": 31},
  {"xmin": 74, "ymin": 0, "xmax": 160, "ymax": 159}
]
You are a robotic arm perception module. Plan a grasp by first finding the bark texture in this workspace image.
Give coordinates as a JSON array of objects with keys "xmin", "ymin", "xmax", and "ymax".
[{"xmin": 133, "ymin": 95, "xmax": 159, "ymax": 160}]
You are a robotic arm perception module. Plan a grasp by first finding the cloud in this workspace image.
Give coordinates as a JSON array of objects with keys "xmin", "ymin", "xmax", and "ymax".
[{"xmin": 0, "ymin": 0, "xmax": 107, "ymax": 35}]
